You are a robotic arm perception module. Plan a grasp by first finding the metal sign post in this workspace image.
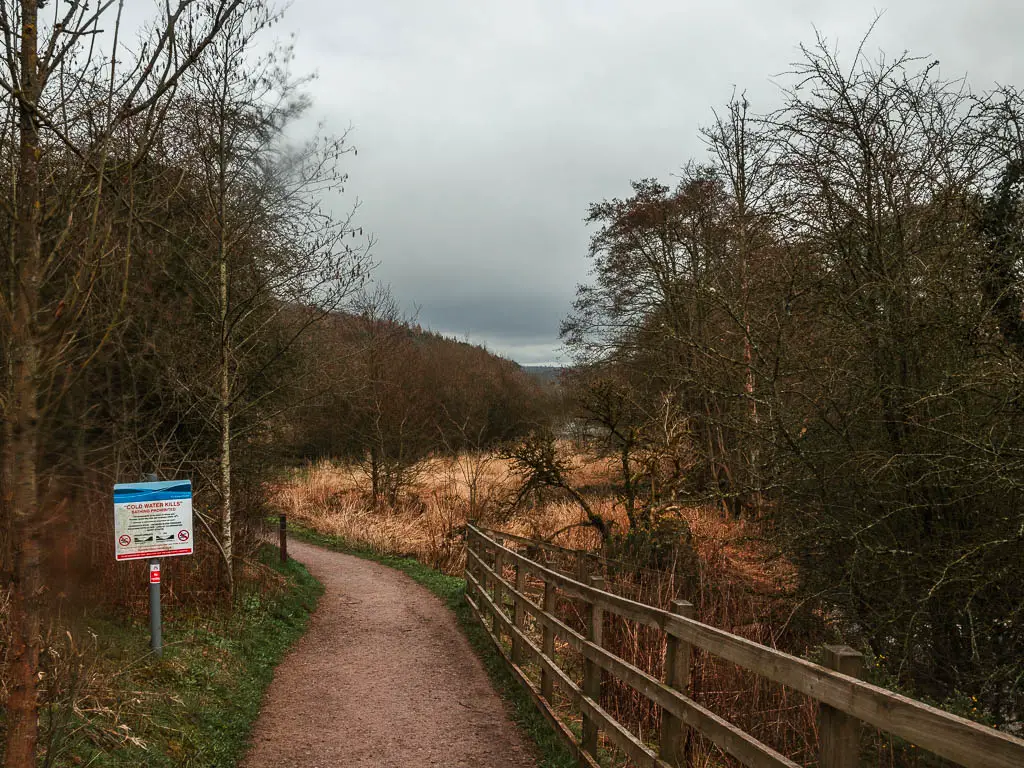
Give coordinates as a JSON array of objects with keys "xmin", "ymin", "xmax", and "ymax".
[
  {"xmin": 113, "ymin": 476, "xmax": 193, "ymax": 657},
  {"xmin": 149, "ymin": 560, "xmax": 162, "ymax": 656},
  {"xmin": 146, "ymin": 474, "xmax": 162, "ymax": 657}
]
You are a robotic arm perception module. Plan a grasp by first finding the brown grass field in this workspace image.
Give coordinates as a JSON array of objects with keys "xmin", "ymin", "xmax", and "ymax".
[{"xmin": 271, "ymin": 450, "xmax": 790, "ymax": 588}]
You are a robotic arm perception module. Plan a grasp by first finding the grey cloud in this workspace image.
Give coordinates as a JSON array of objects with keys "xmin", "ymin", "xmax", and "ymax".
[
  {"xmin": 415, "ymin": 293, "xmax": 568, "ymax": 339},
  {"xmin": 270, "ymin": 0, "xmax": 1024, "ymax": 362}
]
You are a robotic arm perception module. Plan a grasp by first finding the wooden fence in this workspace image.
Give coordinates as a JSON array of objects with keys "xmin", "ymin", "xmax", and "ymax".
[{"xmin": 463, "ymin": 524, "xmax": 1024, "ymax": 768}]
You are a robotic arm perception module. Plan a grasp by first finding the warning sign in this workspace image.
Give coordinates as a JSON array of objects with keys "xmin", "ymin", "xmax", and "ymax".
[
  {"xmin": 150, "ymin": 562, "xmax": 161, "ymax": 583},
  {"xmin": 113, "ymin": 480, "xmax": 193, "ymax": 561}
]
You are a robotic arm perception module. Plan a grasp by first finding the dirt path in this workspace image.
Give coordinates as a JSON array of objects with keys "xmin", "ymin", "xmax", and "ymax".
[{"xmin": 242, "ymin": 539, "xmax": 537, "ymax": 768}]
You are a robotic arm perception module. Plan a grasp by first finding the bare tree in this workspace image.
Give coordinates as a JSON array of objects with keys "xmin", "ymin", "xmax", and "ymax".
[
  {"xmin": 565, "ymin": 28, "xmax": 1024, "ymax": 717},
  {"xmin": 174, "ymin": 3, "xmax": 370, "ymax": 591},
  {"xmin": 504, "ymin": 429, "xmax": 610, "ymax": 539},
  {"xmin": 701, "ymin": 94, "xmax": 778, "ymax": 514},
  {"xmin": 0, "ymin": 2, "xmax": 253, "ymax": 762}
]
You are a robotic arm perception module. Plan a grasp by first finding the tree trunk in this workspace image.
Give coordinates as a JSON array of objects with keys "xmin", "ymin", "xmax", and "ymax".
[
  {"xmin": 216, "ymin": 82, "xmax": 234, "ymax": 596},
  {"xmin": 4, "ymin": 3, "xmax": 43, "ymax": 764},
  {"xmin": 4, "ymin": 399, "xmax": 42, "ymax": 768},
  {"xmin": 620, "ymin": 442, "xmax": 636, "ymax": 527},
  {"xmin": 219, "ymin": 235, "xmax": 234, "ymax": 596},
  {"xmin": 370, "ymin": 446, "xmax": 381, "ymax": 503}
]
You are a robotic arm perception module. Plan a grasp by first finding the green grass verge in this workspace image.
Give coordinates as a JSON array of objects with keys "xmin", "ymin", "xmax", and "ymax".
[
  {"xmin": 47, "ymin": 546, "xmax": 322, "ymax": 767},
  {"xmin": 289, "ymin": 524, "xmax": 577, "ymax": 768}
]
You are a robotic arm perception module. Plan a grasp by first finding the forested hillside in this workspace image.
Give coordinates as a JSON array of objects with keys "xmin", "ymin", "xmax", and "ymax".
[{"xmin": 287, "ymin": 298, "xmax": 551, "ymax": 500}]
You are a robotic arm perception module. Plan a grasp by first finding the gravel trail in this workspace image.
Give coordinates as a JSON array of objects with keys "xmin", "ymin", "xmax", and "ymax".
[{"xmin": 242, "ymin": 539, "xmax": 537, "ymax": 768}]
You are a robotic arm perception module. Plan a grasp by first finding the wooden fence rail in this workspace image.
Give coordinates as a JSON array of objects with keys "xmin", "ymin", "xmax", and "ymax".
[{"xmin": 463, "ymin": 524, "xmax": 1024, "ymax": 768}]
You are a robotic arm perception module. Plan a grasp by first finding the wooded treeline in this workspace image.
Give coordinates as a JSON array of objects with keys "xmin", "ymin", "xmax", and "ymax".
[
  {"xmin": 290, "ymin": 293, "xmax": 549, "ymax": 504},
  {"xmin": 562, "ymin": 37, "xmax": 1024, "ymax": 724},
  {"xmin": 0, "ymin": 2, "xmax": 542, "ymax": 764}
]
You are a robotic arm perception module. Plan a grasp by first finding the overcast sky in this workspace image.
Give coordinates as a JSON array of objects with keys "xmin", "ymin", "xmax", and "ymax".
[{"xmin": 264, "ymin": 0, "xmax": 1024, "ymax": 365}]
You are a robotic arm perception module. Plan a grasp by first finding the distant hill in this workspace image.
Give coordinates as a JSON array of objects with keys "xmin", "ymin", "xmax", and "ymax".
[{"xmin": 520, "ymin": 365, "xmax": 564, "ymax": 385}]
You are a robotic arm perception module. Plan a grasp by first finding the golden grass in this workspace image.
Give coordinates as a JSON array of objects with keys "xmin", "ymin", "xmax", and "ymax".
[
  {"xmin": 273, "ymin": 452, "xmax": 642, "ymax": 574},
  {"xmin": 272, "ymin": 450, "xmax": 792, "ymax": 593}
]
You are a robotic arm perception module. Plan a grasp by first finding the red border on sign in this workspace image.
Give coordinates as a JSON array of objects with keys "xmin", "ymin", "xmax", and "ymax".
[{"xmin": 116, "ymin": 548, "xmax": 192, "ymax": 560}]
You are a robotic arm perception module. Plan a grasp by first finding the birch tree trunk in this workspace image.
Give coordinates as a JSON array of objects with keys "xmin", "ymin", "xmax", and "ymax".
[
  {"xmin": 217, "ymin": 79, "xmax": 234, "ymax": 594},
  {"xmin": 220, "ymin": 243, "xmax": 234, "ymax": 594}
]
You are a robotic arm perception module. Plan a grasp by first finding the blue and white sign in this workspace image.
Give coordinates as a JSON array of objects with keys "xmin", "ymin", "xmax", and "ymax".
[{"xmin": 113, "ymin": 480, "xmax": 193, "ymax": 561}]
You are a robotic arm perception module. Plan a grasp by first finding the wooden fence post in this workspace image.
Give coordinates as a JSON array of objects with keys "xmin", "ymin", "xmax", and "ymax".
[
  {"xmin": 513, "ymin": 557, "xmax": 527, "ymax": 665},
  {"xmin": 278, "ymin": 514, "xmax": 288, "ymax": 563},
  {"xmin": 819, "ymin": 645, "xmax": 864, "ymax": 768},
  {"xmin": 582, "ymin": 574, "xmax": 605, "ymax": 759},
  {"xmin": 659, "ymin": 599, "xmax": 695, "ymax": 766},
  {"xmin": 493, "ymin": 545, "xmax": 505, "ymax": 639},
  {"xmin": 541, "ymin": 575, "xmax": 556, "ymax": 702},
  {"xmin": 576, "ymin": 555, "xmax": 590, "ymax": 584},
  {"xmin": 464, "ymin": 528, "xmax": 477, "ymax": 602}
]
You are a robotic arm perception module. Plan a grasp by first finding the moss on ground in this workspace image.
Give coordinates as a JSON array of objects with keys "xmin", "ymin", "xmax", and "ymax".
[{"xmin": 46, "ymin": 546, "xmax": 321, "ymax": 767}]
